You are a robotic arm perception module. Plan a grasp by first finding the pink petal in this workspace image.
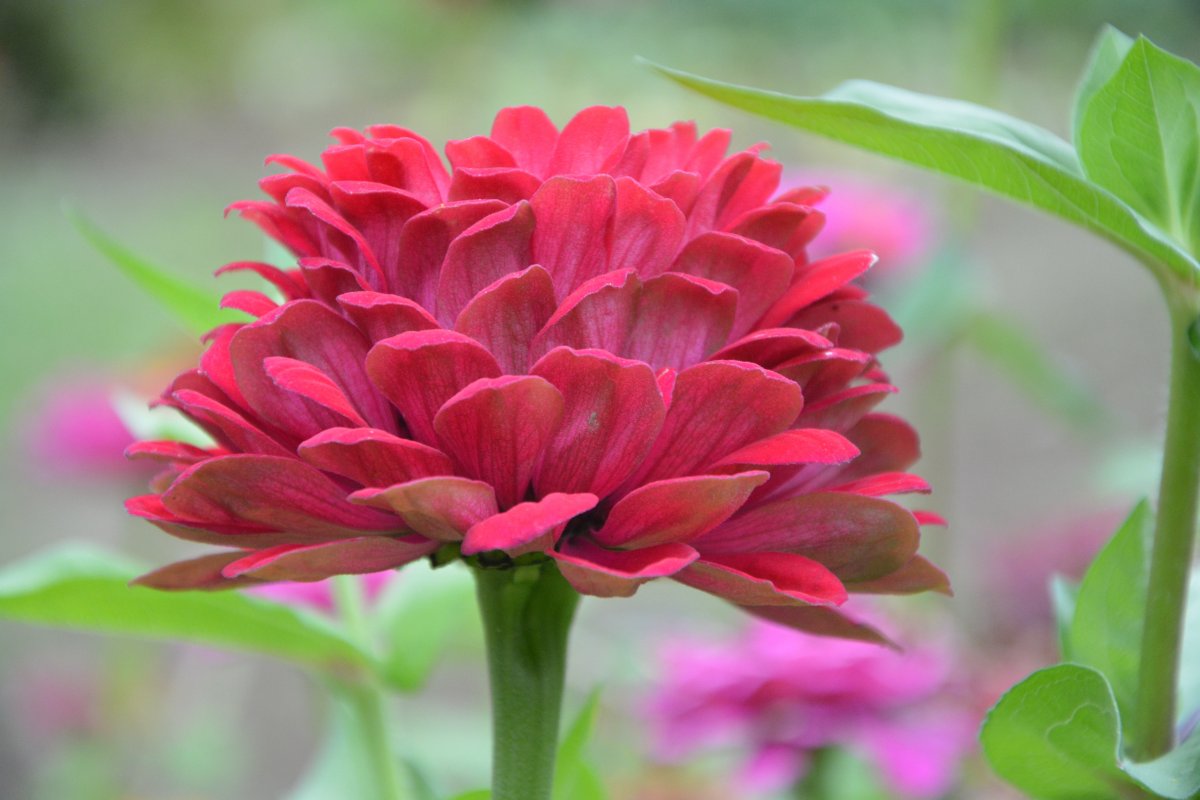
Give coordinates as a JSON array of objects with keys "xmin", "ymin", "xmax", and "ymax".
[
  {"xmin": 433, "ymin": 375, "xmax": 565, "ymax": 509},
  {"xmin": 298, "ymin": 427, "xmax": 453, "ymax": 487},
  {"xmin": 365, "ymin": 329, "xmax": 501, "ymax": 445},
  {"xmin": 125, "ymin": 440, "xmax": 215, "ymax": 466},
  {"xmin": 713, "ymin": 429, "xmax": 860, "ymax": 469},
  {"xmin": 796, "ymin": 383, "xmax": 896, "ymax": 432},
  {"xmin": 328, "ymin": 181, "xmax": 428, "ymax": 292},
  {"xmin": 531, "ymin": 347, "xmax": 666, "ymax": 497},
  {"xmin": 215, "ymin": 261, "xmax": 308, "ymax": 302},
  {"xmin": 695, "ymin": 492, "xmax": 920, "ymax": 582},
  {"xmin": 710, "ymin": 327, "xmax": 833, "ymax": 368},
  {"xmin": 350, "ymin": 476, "xmax": 497, "ymax": 541},
  {"xmin": 593, "ymin": 472, "xmax": 768, "ymax": 549},
  {"xmin": 491, "ymin": 106, "xmax": 559, "ymax": 178},
  {"xmin": 550, "ymin": 540, "xmax": 698, "ymax": 597},
  {"xmin": 828, "ymin": 472, "xmax": 930, "ymax": 497},
  {"xmin": 171, "ymin": 388, "xmax": 293, "ymax": 457},
  {"xmin": 231, "ymin": 301, "xmax": 396, "ymax": 438},
  {"xmin": 608, "ymin": 177, "xmax": 687, "ymax": 277},
  {"xmin": 448, "ymin": 167, "xmax": 542, "ymax": 204},
  {"xmin": 454, "ymin": 265, "xmax": 557, "ymax": 374},
  {"xmin": 445, "ymin": 136, "xmax": 517, "ymax": 170},
  {"xmin": 759, "ymin": 251, "xmax": 877, "ymax": 329},
  {"xmin": 785, "ymin": 299, "xmax": 903, "ymax": 355},
  {"xmin": 676, "ymin": 552, "xmax": 847, "ymax": 606},
  {"xmin": 264, "ymin": 357, "xmax": 368, "ymax": 427},
  {"xmin": 631, "ymin": 361, "xmax": 803, "ymax": 485},
  {"xmin": 337, "ymin": 291, "xmax": 440, "ymax": 341},
  {"xmin": 671, "ymin": 232, "xmax": 794, "ymax": 337},
  {"xmin": 222, "ymin": 536, "xmax": 437, "ymax": 581},
  {"xmin": 297, "ymin": 257, "xmax": 372, "ymax": 306},
  {"xmin": 688, "ymin": 152, "xmax": 781, "ymax": 235},
  {"xmin": 461, "ymin": 492, "xmax": 599, "ymax": 556},
  {"xmin": 285, "ymin": 187, "xmax": 385, "ymax": 287},
  {"xmin": 392, "ymin": 200, "xmax": 508, "ymax": 308},
  {"xmin": 530, "ymin": 175, "xmax": 616, "ymax": 297},
  {"xmin": 199, "ymin": 324, "xmax": 250, "ymax": 410},
  {"xmin": 163, "ymin": 454, "xmax": 401, "ymax": 536},
  {"xmin": 227, "ymin": 200, "xmax": 318, "ymax": 258},
  {"xmin": 132, "ymin": 551, "xmax": 260, "ymax": 591},
  {"xmin": 728, "ymin": 202, "xmax": 824, "ymax": 259},
  {"xmin": 548, "ymin": 106, "xmax": 630, "ymax": 175},
  {"xmin": 220, "ymin": 290, "xmax": 277, "ymax": 318},
  {"xmin": 361, "ymin": 135, "xmax": 449, "ymax": 206},
  {"xmin": 436, "ymin": 201, "xmax": 535, "ymax": 323}
]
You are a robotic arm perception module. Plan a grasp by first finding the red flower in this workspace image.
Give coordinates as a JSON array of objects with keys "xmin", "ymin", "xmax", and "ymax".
[{"xmin": 128, "ymin": 107, "xmax": 946, "ymax": 641}]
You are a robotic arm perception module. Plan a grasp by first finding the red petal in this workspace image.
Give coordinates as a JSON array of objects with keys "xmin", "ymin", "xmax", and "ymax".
[
  {"xmin": 436, "ymin": 201, "xmax": 535, "ymax": 323},
  {"xmin": 299, "ymin": 427, "xmax": 453, "ymax": 487},
  {"xmin": 710, "ymin": 327, "xmax": 833, "ymax": 368},
  {"xmin": 759, "ymin": 251, "xmax": 877, "ymax": 329},
  {"xmin": 594, "ymin": 472, "xmax": 768, "ymax": 548},
  {"xmin": 744, "ymin": 604, "xmax": 894, "ymax": 647},
  {"xmin": 222, "ymin": 535, "xmax": 437, "ymax": 581},
  {"xmin": 132, "ymin": 551, "xmax": 261, "ymax": 591},
  {"xmin": 215, "ymin": 261, "xmax": 308, "ymax": 301},
  {"xmin": 227, "ymin": 200, "xmax": 317, "ymax": 258},
  {"xmin": 298, "ymin": 257, "xmax": 372, "ymax": 306},
  {"xmin": 337, "ymin": 291, "xmax": 440, "ymax": 341},
  {"xmin": 491, "ymin": 106, "xmax": 559, "ymax": 178},
  {"xmin": 172, "ymin": 389, "xmax": 293, "ymax": 457},
  {"xmin": 549, "ymin": 106, "xmax": 630, "ymax": 176},
  {"xmin": 264, "ymin": 356, "xmax": 368, "ymax": 427},
  {"xmin": 461, "ymin": 492, "xmax": 598, "ymax": 556},
  {"xmin": 446, "ymin": 136, "xmax": 517, "ymax": 170},
  {"xmin": 530, "ymin": 175, "xmax": 616, "ymax": 297},
  {"xmin": 785, "ymin": 299, "xmax": 903, "ymax": 355},
  {"xmin": 285, "ymin": 187, "xmax": 385, "ymax": 287},
  {"xmin": 392, "ymin": 200, "xmax": 508, "ymax": 308},
  {"xmin": 671, "ymin": 232, "xmax": 794, "ymax": 337},
  {"xmin": 608, "ymin": 177, "xmax": 686, "ymax": 277},
  {"xmin": 729, "ymin": 202, "xmax": 824, "ymax": 259},
  {"xmin": 677, "ymin": 552, "xmax": 846, "ymax": 606},
  {"xmin": 688, "ymin": 152, "xmax": 781, "ymax": 235},
  {"xmin": 350, "ymin": 476, "xmax": 497, "ymax": 541},
  {"xmin": 848, "ymin": 555, "xmax": 951, "ymax": 596},
  {"xmin": 366, "ymin": 329, "xmax": 501, "ymax": 445},
  {"xmin": 220, "ymin": 290, "xmax": 277, "ymax": 318},
  {"xmin": 714, "ymin": 429, "xmax": 860, "ymax": 468},
  {"xmin": 841, "ymin": 414, "xmax": 920, "ymax": 479},
  {"xmin": 828, "ymin": 472, "xmax": 930, "ymax": 497},
  {"xmin": 631, "ymin": 361, "xmax": 803, "ymax": 484},
  {"xmin": 796, "ymin": 383, "xmax": 896, "ymax": 432},
  {"xmin": 328, "ymin": 181, "xmax": 428, "ymax": 292},
  {"xmin": 454, "ymin": 265, "xmax": 557, "ymax": 374},
  {"xmin": 163, "ymin": 454, "xmax": 400, "ymax": 536},
  {"xmin": 125, "ymin": 440, "xmax": 215, "ymax": 466},
  {"xmin": 695, "ymin": 492, "xmax": 920, "ymax": 582},
  {"xmin": 433, "ymin": 375, "xmax": 564, "ymax": 509},
  {"xmin": 550, "ymin": 540, "xmax": 698, "ymax": 597},
  {"xmin": 531, "ymin": 347, "xmax": 665, "ymax": 497},
  {"xmin": 448, "ymin": 167, "xmax": 542, "ymax": 204}
]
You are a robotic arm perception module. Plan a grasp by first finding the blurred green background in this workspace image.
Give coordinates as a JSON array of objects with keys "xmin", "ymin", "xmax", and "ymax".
[{"xmin": 2, "ymin": 1, "xmax": 1199, "ymax": 797}]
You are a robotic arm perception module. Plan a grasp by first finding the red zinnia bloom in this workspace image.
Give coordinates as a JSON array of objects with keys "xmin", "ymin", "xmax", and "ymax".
[{"xmin": 128, "ymin": 107, "xmax": 946, "ymax": 641}]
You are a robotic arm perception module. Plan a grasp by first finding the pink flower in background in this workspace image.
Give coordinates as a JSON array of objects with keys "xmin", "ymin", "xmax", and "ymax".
[
  {"xmin": 786, "ymin": 172, "xmax": 938, "ymax": 284},
  {"xmin": 648, "ymin": 616, "xmax": 976, "ymax": 798},
  {"xmin": 23, "ymin": 377, "xmax": 139, "ymax": 477},
  {"xmin": 246, "ymin": 569, "xmax": 394, "ymax": 613}
]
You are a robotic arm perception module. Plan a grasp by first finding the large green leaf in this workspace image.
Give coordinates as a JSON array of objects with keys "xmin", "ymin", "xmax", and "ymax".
[
  {"xmin": 980, "ymin": 664, "xmax": 1135, "ymax": 800},
  {"xmin": 1070, "ymin": 500, "xmax": 1153, "ymax": 736},
  {"xmin": 0, "ymin": 544, "xmax": 370, "ymax": 670},
  {"xmin": 67, "ymin": 207, "xmax": 238, "ymax": 335},
  {"xmin": 1072, "ymin": 26, "xmax": 1135, "ymax": 146},
  {"xmin": 647, "ymin": 62, "xmax": 1200, "ymax": 286},
  {"xmin": 1079, "ymin": 37, "xmax": 1200, "ymax": 257}
]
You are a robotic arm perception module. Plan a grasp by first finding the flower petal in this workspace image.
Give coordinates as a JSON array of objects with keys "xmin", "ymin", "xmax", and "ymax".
[
  {"xmin": 695, "ymin": 492, "xmax": 920, "ymax": 582},
  {"xmin": 671, "ymin": 232, "xmax": 794, "ymax": 337},
  {"xmin": 350, "ymin": 476, "xmax": 497, "ymax": 541},
  {"xmin": 365, "ymin": 329, "xmax": 501, "ymax": 446},
  {"xmin": 448, "ymin": 167, "xmax": 542, "ymax": 204},
  {"xmin": 744, "ymin": 604, "xmax": 893, "ymax": 646},
  {"xmin": 531, "ymin": 347, "xmax": 666, "ymax": 497},
  {"xmin": 594, "ymin": 472, "xmax": 768, "ymax": 549},
  {"xmin": 550, "ymin": 540, "xmax": 698, "ymax": 597},
  {"xmin": 608, "ymin": 177, "xmax": 687, "ymax": 277},
  {"xmin": 549, "ymin": 106, "xmax": 630, "ymax": 175},
  {"xmin": 676, "ymin": 552, "xmax": 846, "ymax": 606},
  {"xmin": 298, "ymin": 427, "xmax": 454, "ymax": 487},
  {"xmin": 491, "ymin": 106, "xmax": 558, "ymax": 178},
  {"xmin": 714, "ymin": 429, "xmax": 860, "ymax": 469},
  {"xmin": 264, "ymin": 356, "xmax": 368, "ymax": 427},
  {"xmin": 461, "ymin": 492, "xmax": 599, "ymax": 556},
  {"xmin": 530, "ymin": 175, "xmax": 616, "ymax": 297},
  {"xmin": 786, "ymin": 298, "xmax": 903, "ymax": 355},
  {"xmin": 433, "ymin": 375, "xmax": 565, "ymax": 509},
  {"xmin": 847, "ymin": 555, "xmax": 951, "ymax": 596},
  {"xmin": 328, "ymin": 181, "xmax": 428, "ymax": 291},
  {"xmin": 222, "ymin": 535, "xmax": 437, "ymax": 581},
  {"xmin": 393, "ymin": 199, "xmax": 508, "ymax": 308},
  {"xmin": 436, "ymin": 201, "xmax": 535, "ymax": 324},
  {"xmin": 163, "ymin": 454, "xmax": 401, "ymax": 536},
  {"xmin": 454, "ymin": 265, "xmax": 557, "ymax": 375},
  {"xmin": 337, "ymin": 291, "xmax": 440, "ymax": 341},
  {"xmin": 759, "ymin": 251, "xmax": 877, "ymax": 329},
  {"xmin": 132, "ymin": 551, "xmax": 261, "ymax": 591}
]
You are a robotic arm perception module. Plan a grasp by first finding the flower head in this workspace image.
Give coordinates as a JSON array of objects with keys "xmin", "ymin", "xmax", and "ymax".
[
  {"xmin": 128, "ymin": 106, "xmax": 945, "ymax": 639},
  {"xmin": 647, "ymin": 616, "xmax": 977, "ymax": 797}
]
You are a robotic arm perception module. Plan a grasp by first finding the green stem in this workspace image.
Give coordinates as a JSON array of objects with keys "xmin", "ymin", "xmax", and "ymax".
[
  {"xmin": 473, "ymin": 561, "xmax": 580, "ymax": 800},
  {"xmin": 1131, "ymin": 303, "xmax": 1200, "ymax": 760},
  {"xmin": 332, "ymin": 575, "xmax": 407, "ymax": 800}
]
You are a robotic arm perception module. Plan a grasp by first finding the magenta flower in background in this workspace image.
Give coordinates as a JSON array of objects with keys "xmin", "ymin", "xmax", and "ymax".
[
  {"xmin": 648, "ymin": 616, "xmax": 976, "ymax": 798},
  {"xmin": 127, "ymin": 106, "xmax": 945, "ymax": 641},
  {"xmin": 245, "ymin": 569, "xmax": 393, "ymax": 614},
  {"xmin": 786, "ymin": 172, "xmax": 938, "ymax": 285},
  {"xmin": 23, "ymin": 376, "xmax": 139, "ymax": 478}
]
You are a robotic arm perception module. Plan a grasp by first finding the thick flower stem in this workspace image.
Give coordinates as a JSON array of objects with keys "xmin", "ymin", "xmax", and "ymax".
[
  {"xmin": 1131, "ymin": 303, "xmax": 1200, "ymax": 760},
  {"xmin": 332, "ymin": 575, "xmax": 408, "ymax": 800},
  {"xmin": 473, "ymin": 562, "xmax": 580, "ymax": 800}
]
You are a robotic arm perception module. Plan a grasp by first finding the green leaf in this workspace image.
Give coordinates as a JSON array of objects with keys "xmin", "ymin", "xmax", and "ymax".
[
  {"xmin": 374, "ymin": 560, "xmax": 478, "ymax": 692},
  {"xmin": 1177, "ymin": 568, "xmax": 1200, "ymax": 733},
  {"xmin": 553, "ymin": 690, "xmax": 608, "ymax": 800},
  {"xmin": 1073, "ymin": 26, "xmax": 1135, "ymax": 146},
  {"xmin": 1070, "ymin": 500, "xmax": 1153, "ymax": 736},
  {"xmin": 0, "ymin": 543, "xmax": 370, "ymax": 670},
  {"xmin": 66, "ymin": 206, "xmax": 238, "ymax": 335},
  {"xmin": 646, "ymin": 61, "xmax": 1200, "ymax": 286},
  {"xmin": 960, "ymin": 310, "xmax": 1106, "ymax": 431},
  {"xmin": 980, "ymin": 664, "xmax": 1134, "ymax": 799},
  {"xmin": 1122, "ymin": 721, "xmax": 1200, "ymax": 799},
  {"xmin": 447, "ymin": 792, "xmax": 491, "ymax": 800},
  {"xmin": 1078, "ymin": 37, "xmax": 1200, "ymax": 256}
]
